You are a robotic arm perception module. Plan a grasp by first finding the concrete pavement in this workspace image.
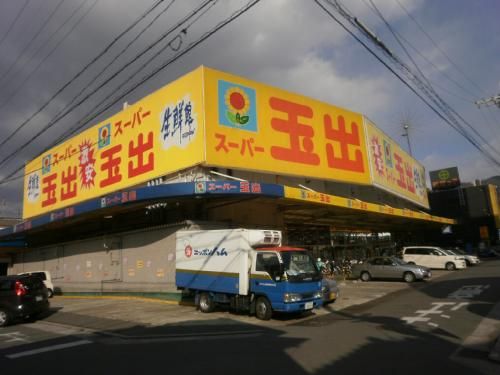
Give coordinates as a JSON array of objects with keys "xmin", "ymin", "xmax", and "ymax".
[{"xmin": 35, "ymin": 268, "xmax": 500, "ymax": 364}]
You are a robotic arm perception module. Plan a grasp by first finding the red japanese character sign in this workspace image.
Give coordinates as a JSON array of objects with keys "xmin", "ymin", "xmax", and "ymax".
[
  {"xmin": 23, "ymin": 66, "xmax": 206, "ymax": 219},
  {"xmin": 364, "ymin": 118, "xmax": 428, "ymax": 208}
]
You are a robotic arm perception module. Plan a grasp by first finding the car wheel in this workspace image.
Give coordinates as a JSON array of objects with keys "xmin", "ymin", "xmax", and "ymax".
[
  {"xmin": 47, "ymin": 289, "xmax": 54, "ymax": 298},
  {"xmin": 360, "ymin": 271, "xmax": 371, "ymax": 282},
  {"xmin": 445, "ymin": 262, "xmax": 456, "ymax": 271},
  {"xmin": 0, "ymin": 308, "xmax": 9, "ymax": 327},
  {"xmin": 407, "ymin": 262, "xmax": 416, "ymax": 265},
  {"xmin": 465, "ymin": 260, "xmax": 471, "ymax": 267},
  {"xmin": 198, "ymin": 292, "xmax": 215, "ymax": 313},
  {"xmin": 255, "ymin": 296, "xmax": 272, "ymax": 320},
  {"xmin": 403, "ymin": 272, "xmax": 415, "ymax": 283}
]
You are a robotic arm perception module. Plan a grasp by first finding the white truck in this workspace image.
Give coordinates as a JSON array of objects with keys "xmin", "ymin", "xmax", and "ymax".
[{"xmin": 176, "ymin": 228, "xmax": 323, "ymax": 320}]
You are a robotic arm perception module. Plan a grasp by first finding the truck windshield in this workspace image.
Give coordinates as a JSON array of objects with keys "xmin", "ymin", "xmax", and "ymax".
[{"xmin": 281, "ymin": 251, "xmax": 321, "ymax": 282}]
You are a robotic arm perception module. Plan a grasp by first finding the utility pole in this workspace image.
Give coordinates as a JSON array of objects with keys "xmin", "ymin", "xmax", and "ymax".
[
  {"xmin": 401, "ymin": 123, "xmax": 413, "ymax": 157},
  {"xmin": 475, "ymin": 94, "xmax": 500, "ymax": 108}
]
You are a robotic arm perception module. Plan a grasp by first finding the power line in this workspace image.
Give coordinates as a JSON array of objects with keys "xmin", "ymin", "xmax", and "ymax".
[
  {"xmin": 365, "ymin": 0, "xmax": 500, "ymax": 161},
  {"xmin": 0, "ymin": 0, "xmax": 261, "ymax": 186},
  {"xmin": 0, "ymin": 0, "xmax": 66, "ymax": 85},
  {"xmin": 325, "ymin": 0, "xmax": 500, "ymax": 166},
  {"xmin": 315, "ymin": 0, "xmax": 500, "ymax": 170},
  {"xmin": 25, "ymin": 0, "xmax": 214, "ymax": 158},
  {"xmin": 0, "ymin": 0, "xmax": 165, "ymax": 152},
  {"xmin": 0, "ymin": 0, "xmax": 31, "ymax": 51},
  {"xmin": 0, "ymin": 0, "xmax": 93, "ymax": 111},
  {"xmin": 360, "ymin": 0, "xmax": 478, "ymax": 103},
  {"xmin": 47, "ymin": 0, "xmax": 177, "ymax": 144},
  {"xmin": 394, "ymin": 0, "xmax": 487, "ymax": 98},
  {"xmin": 46, "ymin": 0, "xmax": 217, "ymax": 148}
]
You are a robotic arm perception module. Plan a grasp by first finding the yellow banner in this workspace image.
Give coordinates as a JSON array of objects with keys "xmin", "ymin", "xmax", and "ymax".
[
  {"xmin": 284, "ymin": 186, "xmax": 454, "ymax": 224},
  {"xmin": 487, "ymin": 184, "xmax": 500, "ymax": 228},
  {"xmin": 203, "ymin": 67, "xmax": 371, "ymax": 185},
  {"xmin": 364, "ymin": 118, "xmax": 429, "ymax": 209},
  {"xmin": 23, "ymin": 68, "xmax": 205, "ymax": 218}
]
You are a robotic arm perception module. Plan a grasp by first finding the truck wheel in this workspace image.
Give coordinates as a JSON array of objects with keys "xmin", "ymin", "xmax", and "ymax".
[
  {"xmin": 255, "ymin": 297, "xmax": 272, "ymax": 320},
  {"xmin": 445, "ymin": 262, "xmax": 456, "ymax": 271},
  {"xmin": 198, "ymin": 292, "xmax": 215, "ymax": 313}
]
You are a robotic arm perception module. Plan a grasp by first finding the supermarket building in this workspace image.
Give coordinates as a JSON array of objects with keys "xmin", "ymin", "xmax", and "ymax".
[{"xmin": 0, "ymin": 66, "xmax": 454, "ymax": 294}]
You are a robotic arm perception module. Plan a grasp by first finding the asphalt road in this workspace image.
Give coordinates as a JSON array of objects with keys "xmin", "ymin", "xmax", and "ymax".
[{"xmin": 1, "ymin": 260, "xmax": 499, "ymax": 374}]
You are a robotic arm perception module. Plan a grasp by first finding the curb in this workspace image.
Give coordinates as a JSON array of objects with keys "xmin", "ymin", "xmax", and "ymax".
[{"xmin": 55, "ymin": 293, "xmax": 195, "ymax": 306}]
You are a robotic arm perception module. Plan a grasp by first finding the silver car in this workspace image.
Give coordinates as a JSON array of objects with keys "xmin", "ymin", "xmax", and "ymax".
[{"xmin": 352, "ymin": 256, "xmax": 431, "ymax": 283}]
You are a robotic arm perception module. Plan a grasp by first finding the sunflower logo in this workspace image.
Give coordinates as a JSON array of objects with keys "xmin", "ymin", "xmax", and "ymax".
[{"xmin": 225, "ymin": 86, "xmax": 250, "ymax": 125}]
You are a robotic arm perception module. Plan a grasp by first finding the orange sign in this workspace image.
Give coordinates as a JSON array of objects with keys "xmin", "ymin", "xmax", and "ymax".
[{"xmin": 203, "ymin": 67, "xmax": 371, "ymax": 185}]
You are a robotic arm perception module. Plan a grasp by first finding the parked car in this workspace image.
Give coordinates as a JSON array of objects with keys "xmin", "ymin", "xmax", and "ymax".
[
  {"xmin": 443, "ymin": 248, "xmax": 480, "ymax": 266},
  {"xmin": 478, "ymin": 248, "xmax": 500, "ymax": 258},
  {"xmin": 401, "ymin": 246, "xmax": 466, "ymax": 270},
  {"xmin": 0, "ymin": 274, "xmax": 50, "ymax": 327},
  {"xmin": 352, "ymin": 256, "xmax": 431, "ymax": 283},
  {"xmin": 321, "ymin": 277, "xmax": 339, "ymax": 304},
  {"xmin": 18, "ymin": 271, "xmax": 54, "ymax": 298}
]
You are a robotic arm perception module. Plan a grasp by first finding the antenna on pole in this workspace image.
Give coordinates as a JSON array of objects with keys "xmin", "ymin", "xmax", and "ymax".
[{"xmin": 401, "ymin": 123, "xmax": 413, "ymax": 156}]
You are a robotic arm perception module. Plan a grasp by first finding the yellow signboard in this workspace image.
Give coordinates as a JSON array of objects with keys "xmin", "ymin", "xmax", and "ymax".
[
  {"xmin": 23, "ymin": 68, "xmax": 205, "ymax": 218},
  {"xmin": 284, "ymin": 186, "xmax": 454, "ymax": 224},
  {"xmin": 203, "ymin": 67, "xmax": 371, "ymax": 185},
  {"xmin": 487, "ymin": 184, "xmax": 500, "ymax": 228},
  {"xmin": 23, "ymin": 66, "xmax": 433, "ymax": 219},
  {"xmin": 364, "ymin": 118, "xmax": 429, "ymax": 209}
]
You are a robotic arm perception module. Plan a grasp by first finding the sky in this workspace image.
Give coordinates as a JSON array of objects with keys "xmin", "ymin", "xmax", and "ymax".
[{"xmin": 0, "ymin": 0, "xmax": 499, "ymax": 217}]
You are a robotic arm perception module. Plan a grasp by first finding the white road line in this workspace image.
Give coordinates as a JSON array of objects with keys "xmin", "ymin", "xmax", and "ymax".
[
  {"xmin": 428, "ymin": 322, "xmax": 439, "ymax": 328},
  {"xmin": 6, "ymin": 339, "xmax": 92, "ymax": 359},
  {"xmin": 451, "ymin": 302, "xmax": 469, "ymax": 311},
  {"xmin": 440, "ymin": 315, "xmax": 451, "ymax": 319}
]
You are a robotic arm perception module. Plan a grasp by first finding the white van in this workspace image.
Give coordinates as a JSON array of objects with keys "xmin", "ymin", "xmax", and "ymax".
[
  {"xmin": 401, "ymin": 246, "xmax": 466, "ymax": 270},
  {"xmin": 18, "ymin": 271, "xmax": 54, "ymax": 298}
]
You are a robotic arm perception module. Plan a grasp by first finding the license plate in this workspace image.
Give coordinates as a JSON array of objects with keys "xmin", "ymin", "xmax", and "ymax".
[
  {"xmin": 35, "ymin": 295, "xmax": 43, "ymax": 302},
  {"xmin": 304, "ymin": 301, "xmax": 313, "ymax": 310},
  {"xmin": 329, "ymin": 292, "xmax": 336, "ymax": 300}
]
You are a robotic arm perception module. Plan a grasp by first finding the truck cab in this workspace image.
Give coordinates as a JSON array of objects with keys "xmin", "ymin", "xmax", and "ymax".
[{"xmin": 251, "ymin": 247, "xmax": 322, "ymax": 319}]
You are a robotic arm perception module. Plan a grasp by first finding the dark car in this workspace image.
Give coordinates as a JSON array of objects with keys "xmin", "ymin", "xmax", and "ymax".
[
  {"xmin": 352, "ymin": 256, "xmax": 431, "ymax": 283},
  {"xmin": 0, "ymin": 275, "xmax": 50, "ymax": 327}
]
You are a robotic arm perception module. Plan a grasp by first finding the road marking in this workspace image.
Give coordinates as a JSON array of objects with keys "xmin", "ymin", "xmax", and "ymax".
[
  {"xmin": 451, "ymin": 302, "xmax": 469, "ymax": 311},
  {"xmin": 402, "ymin": 302, "xmax": 467, "ymax": 325},
  {"xmin": 428, "ymin": 322, "xmax": 439, "ymax": 328},
  {"xmin": 448, "ymin": 285, "xmax": 489, "ymax": 299},
  {"xmin": 6, "ymin": 339, "xmax": 92, "ymax": 359},
  {"xmin": 0, "ymin": 332, "xmax": 30, "ymax": 344}
]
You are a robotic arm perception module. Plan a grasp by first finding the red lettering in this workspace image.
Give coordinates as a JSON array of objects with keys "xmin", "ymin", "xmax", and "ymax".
[
  {"xmin": 61, "ymin": 166, "xmax": 77, "ymax": 201},
  {"xmin": 42, "ymin": 173, "xmax": 58, "ymax": 207},
  {"xmin": 128, "ymin": 131, "xmax": 154, "ymax": 178},
  {"xmin": 405, "ymin": 162, "xmax": 415, "ymax": 193},
  {"xmin": 324, "ymin": 115, "xmax": 364, "ymax": 172},
  {"xmin": 394, "ymin": 153, "xmax": 406, "ymax": 189},
  {"xmin": 269, "ymin": 97, "xmax": 320, "ymax": 165},
  {"xmin": 100, "ymin": 145, "xmax": 122, "ymax": 187}
]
